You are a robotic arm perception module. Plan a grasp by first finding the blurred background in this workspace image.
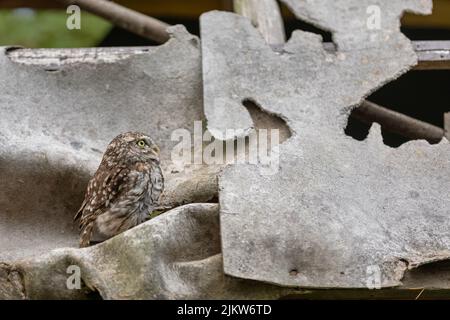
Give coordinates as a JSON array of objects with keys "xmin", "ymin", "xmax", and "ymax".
[
  {"xmin": 0, "ymin": 0, "xmax": 449, "ymax": 48},
  {"xmin": 0, "ymin": 0, "xmax": 449, "ymax": 148}
]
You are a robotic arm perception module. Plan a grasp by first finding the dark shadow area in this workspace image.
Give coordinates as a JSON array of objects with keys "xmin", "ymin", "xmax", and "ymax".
[
  {"xmin": 279, "ymin": 259, "xmax": 450, "ymax": 299},
  {"xmin": 279, "ymin": 288, "xmax": 450, "ymax": 300},
  {"xmin": 403, "ymin": 259, "xmax": 450, "ymax": 289},
  {"xmin": 402, "ymin": 27, "xmax": 450, "ymax": 41},
  {"xmin": 283, "ymin": 19, "xmax": 333, "ymax": 43},
  {"xmin": 345, "ymin": 70, "xmax": 450, "ymax": 147},
  {"xmin": 99, "ymin": 17, "xmax": 200, "ymax": 47},
  {"xmin": 278, "ymin": 0, "xmax": 334, "ymax": 50}
]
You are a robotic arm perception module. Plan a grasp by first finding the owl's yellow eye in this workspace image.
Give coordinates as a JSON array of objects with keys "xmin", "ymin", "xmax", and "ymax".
[{"xmin": 137, "ymin": 140, "xmax": 146, "ymax": 148}]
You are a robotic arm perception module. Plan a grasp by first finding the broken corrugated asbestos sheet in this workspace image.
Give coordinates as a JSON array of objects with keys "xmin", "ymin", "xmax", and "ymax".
[
  {"xmin": 1, "ymin": 0, "xmax": 450, "ymax": 299},
  {"xmin": 0, "ymin": 25, "xmax": 293, "ymax": 300},
  {"xmin": 201, "ymin": 0, "xmax": 450, "ymax": 288}
]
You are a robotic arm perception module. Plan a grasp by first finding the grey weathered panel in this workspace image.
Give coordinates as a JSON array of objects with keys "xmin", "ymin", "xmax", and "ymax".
[
  {"xmin": 0, "ymin": 26, "xmax": 203, "ymax": 262},
  {"xmin": 200, "ymin": 1, "xmax": 450, "ymax": 288},
  {"xmin": 14, "ymin": 204, "xmax": 294, "ymax": 299}
]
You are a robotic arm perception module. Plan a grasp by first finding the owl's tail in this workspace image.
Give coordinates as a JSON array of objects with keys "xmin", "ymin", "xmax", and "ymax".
[{"xmin": 79, "ymin": 224, "xmax": 94, "ymax": 248}]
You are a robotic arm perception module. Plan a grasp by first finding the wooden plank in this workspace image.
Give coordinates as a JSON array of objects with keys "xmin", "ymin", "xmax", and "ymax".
[
  {"xmin": 352, "ymin": 100, "xmax": 444, "ymax": 143},
  {"xmin": 5, "ymin": 46, "xmax": 152, "ymax": 66},
  {"xmin": 324, "ymin": 41, "xmax": 450, "ymax": 70},
  {"xmin": 413, "ymin": 41, "xmax": 450, "ymax": 70},
  {"xmin": 6, "ymin": 41, "xmax": 450, "ymax": 71},
  {"xmin": 233, "ymin": 0, "xmax": 285, "ymax": 48}
]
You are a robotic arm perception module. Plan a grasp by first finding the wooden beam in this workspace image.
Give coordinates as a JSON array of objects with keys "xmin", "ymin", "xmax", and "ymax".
[
  {"xmin": 6, "ymin": 46, "xmax": 152, "ymax": 66},
  {"xmin": 323, "ymin": 41, "xmax": 450, "ymax": 70},
  {"xmin": 233, "ymin": 0, "xmax": 285, "ymax": 49},
  {"xmin": 6, "ymin": 39, "xmax": 450, "ymax": 72},
  {"xmin": 7, "ymin": 47, "xmax": 448, "ymax": 144},
  {"xmin": 54, "ymin": 0, "xmax": 170, "ymax": 44},
  {"xmin": 352, "ymin": 100, "xmax": 445, "ymax": 143},
  {"xmin": 413, "ymin": 41, "xmax": 450, "ymax": 70}
]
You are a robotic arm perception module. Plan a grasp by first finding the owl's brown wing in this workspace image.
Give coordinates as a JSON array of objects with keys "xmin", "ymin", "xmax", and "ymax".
[
  {"xmin": 75, "ymin": 165, "xmax": 130, "ymax": 247},
  {"xmin": 74, "ymin": 199, "xmax": 87, "ymax": 222}
]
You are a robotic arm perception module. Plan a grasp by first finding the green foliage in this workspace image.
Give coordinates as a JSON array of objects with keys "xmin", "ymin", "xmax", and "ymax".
[{"xmin": 0, "ymin": 9, "xmax": 111, "ymax": 48}]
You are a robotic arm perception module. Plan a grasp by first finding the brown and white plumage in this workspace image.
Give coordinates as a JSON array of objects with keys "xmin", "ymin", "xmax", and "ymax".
[{"xmin": 75, "ymin": 132, "xmax": 164, "ymax": 247}]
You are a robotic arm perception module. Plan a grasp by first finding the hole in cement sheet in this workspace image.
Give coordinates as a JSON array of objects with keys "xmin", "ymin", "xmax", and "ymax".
[
  {"xmin": 204, "ymin": 99, "xmax": 293, "ymax": 165},
  {"xmin": 278, "ymin": 0, "xmax": 335, "ymax": 51},
  {"xmin": 243, "ymin": 98, "xmax": 292, "ymax": 143},
  {"xmin": 345, "ymin": 70, "xmax": 450, "ymax": 147}
]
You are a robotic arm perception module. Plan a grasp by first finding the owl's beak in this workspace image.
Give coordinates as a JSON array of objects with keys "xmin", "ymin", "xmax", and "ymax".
[{"xmin": 150, "ymin": 146, "xmax": 160, "ymax": 159}]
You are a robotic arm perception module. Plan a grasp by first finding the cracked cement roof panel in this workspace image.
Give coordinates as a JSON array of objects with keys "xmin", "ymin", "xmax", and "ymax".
[
  {"xmin": 199, "ymin": 0, "xmax": 450, "ymax": 288},
  {"xmin": 0, "ymin": 26, "xmax": 203, "ymax": 262}
]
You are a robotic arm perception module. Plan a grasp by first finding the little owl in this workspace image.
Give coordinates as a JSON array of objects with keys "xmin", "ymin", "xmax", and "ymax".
[{"xmin": 75, "ymin": 132, "xmax": 164, "ymax": 247}]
